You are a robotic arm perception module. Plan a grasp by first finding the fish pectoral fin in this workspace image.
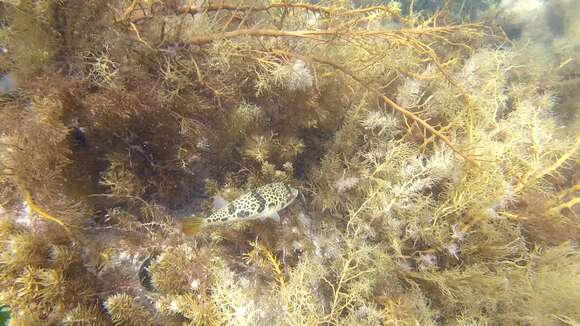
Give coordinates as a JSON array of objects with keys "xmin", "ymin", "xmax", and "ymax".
[
  {"xmin": 268, "ymin": 212, "xmax": 281, "ymax": 222},
  {"xmin": 212, "ymin": 195, "xmax": 228, "ymax": 210}
]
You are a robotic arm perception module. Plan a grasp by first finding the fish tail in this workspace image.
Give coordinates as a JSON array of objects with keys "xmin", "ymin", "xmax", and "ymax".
[{"xmin": 181, "ymin": 217, "xmax": 204, "ymax": 236}]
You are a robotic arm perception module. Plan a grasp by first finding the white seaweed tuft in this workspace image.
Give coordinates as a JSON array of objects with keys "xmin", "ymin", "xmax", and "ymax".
[
  {"xmin": 285, "ymin": 60, "xmax": 313, "ymax": 92},
  {"xmin": 335, "ymin": 174, "xmax": 360, "ymax": 193},
  {"xmin": 499, "ymin": 0, "xmax": 545, "ymax": 25}
]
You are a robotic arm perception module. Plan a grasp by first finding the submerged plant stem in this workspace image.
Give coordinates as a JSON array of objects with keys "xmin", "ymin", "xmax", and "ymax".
[
  {"xmin": 24, "ymin": 191, "xmax": 71, "ymax": 233},
  {"xmin": 276, "ymin": 50, "xmax": 478, "ymax": 166}
]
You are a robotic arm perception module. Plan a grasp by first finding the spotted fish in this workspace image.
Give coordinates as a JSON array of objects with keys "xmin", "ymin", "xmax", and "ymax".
[{"xmin": 181, "ymin": 182, "xmax": 299, "ymax": 236}]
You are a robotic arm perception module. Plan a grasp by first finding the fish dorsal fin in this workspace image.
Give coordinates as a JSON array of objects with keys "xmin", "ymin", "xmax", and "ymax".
[{"xmin": 213, "ymin": 195, "xmax": 228, "ymax": 210}]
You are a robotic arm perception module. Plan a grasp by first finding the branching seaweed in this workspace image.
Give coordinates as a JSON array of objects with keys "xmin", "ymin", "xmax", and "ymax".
[{"xmin": 0, "ymin": 0, "xmax": 578, "ymax": 325}]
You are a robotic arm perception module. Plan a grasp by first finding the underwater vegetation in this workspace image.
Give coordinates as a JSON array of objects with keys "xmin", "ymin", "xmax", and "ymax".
[{"xmin": 0, "ymin": 0, "xmax": 578, "ymax": 325}]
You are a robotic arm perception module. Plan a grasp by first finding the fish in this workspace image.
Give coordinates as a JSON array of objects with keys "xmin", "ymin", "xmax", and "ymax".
[{"xmin": 181, "ymin": 182, "xmax": 299, "ymax": 236}]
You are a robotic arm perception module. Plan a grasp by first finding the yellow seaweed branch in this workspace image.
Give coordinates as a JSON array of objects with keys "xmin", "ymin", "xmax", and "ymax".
[
  {"xmin": 547, "ymin": 183, "xmax": 580, "ymax": 216},
  {"xmin": 275, "ymin": 50, "xmax": 478, "ymax": 166},
  {"xmin": 244, "ymin": 240, "xmax": 285, "ymax": 288},
  {"xmin": 515, "ymin": 133, "xmax": 580, "ymax": 194},
  {"xmin": 185, "ymin": 25, "xmax": 483, "ymax": 45},
  {"xmin": 121, "ymin": 2, "xmax": 411, "ymax": 26},
  {"xmin": 407, "ymin": 38, "xmax": 477, "ymax": 141},
  {"xmin": 24, "ymin": 191, "xmax": 71, "ymax": 233},
  {"xmin": 263, "ymin": 248, "xmax": 285, "ymax": 288},
  {"xmin": 179, "ymin": 3, "xmax": 332, "ymax": 16},
  {"xmin": 547, "ymin": 197, "xmax": 580, "ymax": 216},
  {"xmin": 557, "ymin": 184, "xmax": 580, "ymax": 200},
  {"xmin": 322, "ymin": 248, "xmax": 373, "ymax": 324}
]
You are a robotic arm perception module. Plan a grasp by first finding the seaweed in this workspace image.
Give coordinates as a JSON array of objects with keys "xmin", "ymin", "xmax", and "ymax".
[{"xmin": 0, "ymin": 0, "xmax": 578, "ymax": 325}]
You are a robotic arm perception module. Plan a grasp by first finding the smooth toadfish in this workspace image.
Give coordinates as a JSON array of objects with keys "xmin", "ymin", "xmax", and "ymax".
[{"xmin": 181, "ymin": 182, "xmax": 299, "ymax": 235}]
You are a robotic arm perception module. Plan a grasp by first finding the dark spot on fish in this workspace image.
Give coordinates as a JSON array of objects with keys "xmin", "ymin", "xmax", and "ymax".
[
  {"xmin": 237, "ymin": 210, "xmax": 250, "ymax": 218},
  {"xmin": 268, "ymin": 202, "xmax": 276, "ymax": 209},
  {"xmin": 283, "ymin": 183, "xmax": 292, "ymax": 194},
  {"xmin": 221, "ymin": 217, "xmax": 228, "ymax": 222},
  {"xmin": 228, "ymin": 204, "xmax": 236, "ymax": 214},
  {"xmin": 252, "ymin": 191, "xmax": 266, "ymax": 213}
]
